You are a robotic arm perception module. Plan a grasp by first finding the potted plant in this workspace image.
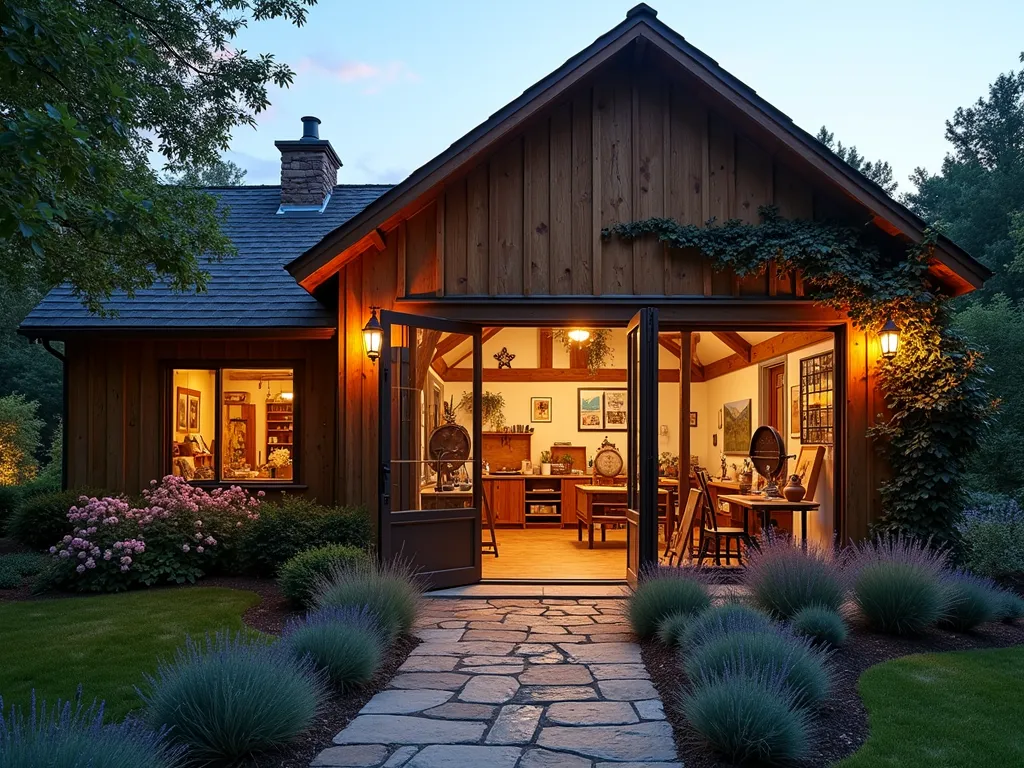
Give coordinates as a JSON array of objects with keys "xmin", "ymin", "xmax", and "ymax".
[
  {"xmin": 561, "ymin": 453, "xmax": 575, "ymax": 475},
  {"xmin": 457, "ymin": 390, "xmax": 506, "ymax": 431},
  {"xmin": 658, "ymin": 452, "xmax": 679, "ymax": 477},
  {"xmin": 539, "ymin": 450, "xmax": 552, "ymax": 476},
  {"xmin": 266, "ymin": 448, "xmax": 291, "ymax": 479}
]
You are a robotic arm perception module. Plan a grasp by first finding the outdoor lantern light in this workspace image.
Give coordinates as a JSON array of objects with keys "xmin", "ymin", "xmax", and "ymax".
[
  {"xmin": 567, "ymin": 329, "xmax": 590, "ymax": 344},
  {"xmin": 363, "ymin": 307, "xmax": 383, "ymax": 363},
  {"xmin": 879, "ymin": 319, "xmax": 900, "ymax": 359}
]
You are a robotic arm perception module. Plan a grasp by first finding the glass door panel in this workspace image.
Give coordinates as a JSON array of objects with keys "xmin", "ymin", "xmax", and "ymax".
[{"xmin": 626, "ymin": 308, "xmax": 659, "ymax": 586}]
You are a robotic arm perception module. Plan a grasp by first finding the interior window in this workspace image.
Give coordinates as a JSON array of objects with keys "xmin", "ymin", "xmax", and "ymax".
[
  {"xmin": 221, "ymin": 368, "xmax": 295, "ymax": 482},
  {"xmin": 170, "ymin": 369, "xmax": 217, "ymax": 481}
]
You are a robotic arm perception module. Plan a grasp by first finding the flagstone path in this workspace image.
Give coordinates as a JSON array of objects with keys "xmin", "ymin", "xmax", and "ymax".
[{"xmin": 310, "ymin": 597, "xmax": 680, "ymax": 768}]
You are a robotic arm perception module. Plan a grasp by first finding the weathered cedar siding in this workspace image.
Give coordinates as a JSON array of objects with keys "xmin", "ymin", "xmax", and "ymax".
[
  {"xmin": 65, "ymin": 339, "xmax": 337, "ymax": 501},
  {"xmin": 391, "ymin": 64, "xmax": 825, "ymax": 300}
]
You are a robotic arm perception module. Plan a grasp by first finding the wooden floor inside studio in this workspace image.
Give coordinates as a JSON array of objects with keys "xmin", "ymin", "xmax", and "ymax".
[{"xmin": 481, "ymin": 527, "xmax": 628, "ymax": 581}]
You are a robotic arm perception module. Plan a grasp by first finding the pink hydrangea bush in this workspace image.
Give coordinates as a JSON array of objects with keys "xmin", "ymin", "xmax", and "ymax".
[{"xmin": 49, "ymin": 476, "xmax": 262, "ymax": 592}]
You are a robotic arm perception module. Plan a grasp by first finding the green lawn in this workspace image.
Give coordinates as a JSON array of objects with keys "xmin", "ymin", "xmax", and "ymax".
[
  {"xmin": 839, "ymin": 646, "xmax": 1024, "ymax": 768},
  {"xmin": 0, "ymin": 587, "xmax": 260, "ymax": 720}
]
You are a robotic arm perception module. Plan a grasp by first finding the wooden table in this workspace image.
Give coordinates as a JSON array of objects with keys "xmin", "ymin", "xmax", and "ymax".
[
  {"xmin": 717, "ymin": 494, "xmax": 820, "ymax": 551},
  {"xmin": 574, "ymin": 485, "xmax": 669, "ymax": 549}
]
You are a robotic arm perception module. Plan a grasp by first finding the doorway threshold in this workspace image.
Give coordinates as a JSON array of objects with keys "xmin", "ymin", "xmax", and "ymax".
[{"xmin": 428, "ymin": 580, "xmax": 631, "ymax": 599}]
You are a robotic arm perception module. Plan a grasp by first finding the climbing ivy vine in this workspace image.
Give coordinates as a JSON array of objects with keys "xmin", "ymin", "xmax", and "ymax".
[{"xmin": 604, "ymin": 206, "xmax": 994, "ymax": 544}]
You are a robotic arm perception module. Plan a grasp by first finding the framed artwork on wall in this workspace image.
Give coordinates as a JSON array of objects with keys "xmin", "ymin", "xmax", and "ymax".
[
  {"xmin": 689, "ymin": 411, "xmax": 698, "ymax": 427},
  {"xmin": 176, "ymin": 387, "xmax": 199, "ymax": 433},
  {"xmin": 578, "ymin": 389, "xmax": 604, "ymax": 430},
  {"xmin": 790, "ymin": 385, "xmax": 801, "ymax": 439},
  {"xmin": 723, "ymin": 398, "xmax": 751, "ymax": 454},
  {"xmin": 531, "ymin": 397, "xmax": 552, "ymax": 423},
  {"xmin": 603, "ymin": 389, "xmax": 627, "ymax": 432},
  {"xmin": 223, "ymin": 391, "xmax": 248, "ymax": 405},
  {"xmin": 187, "ymin": 393, "xmax": 201, "ymax": 432}
]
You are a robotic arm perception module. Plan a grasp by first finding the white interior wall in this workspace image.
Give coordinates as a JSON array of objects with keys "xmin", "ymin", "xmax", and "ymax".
[{"xmin": 172, "ymin": 369, "xmax": 216, "ymax": 447}]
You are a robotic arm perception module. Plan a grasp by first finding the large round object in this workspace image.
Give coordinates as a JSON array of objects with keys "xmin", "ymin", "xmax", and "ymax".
[
  {"xmin": 428, "ymin": 423, "xmax": 471, "ymax": 474},
  {"xmin": 749, "ymin": 425, "xmax": 787, "ymax": 481},
  {"xmin": 593, "ymin": 445, "xmax": 624, "ymax": 478}
]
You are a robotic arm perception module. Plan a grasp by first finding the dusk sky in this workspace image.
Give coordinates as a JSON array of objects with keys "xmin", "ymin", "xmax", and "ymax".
[{"xmin": 224, "ymin": 0, "xmax": 1024, "ymax": 194}]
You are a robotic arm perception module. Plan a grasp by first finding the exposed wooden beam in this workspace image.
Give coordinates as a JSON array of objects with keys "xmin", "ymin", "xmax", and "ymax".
[
  {"xmin": 703, "ymin": 331, "xmax": 832, "ymax": 380},
  {"xmin": 713, "ymin": 331, "xmax": 752, "ymax": 362},
  {"xmin": 369, "ymin": 228, "xmax": 386, "ymax": 252},
  {"xmin": 444, "ymin": 327, "xmax": 500, "ymax": 371},
  {"xmin": 658, "ymin": 335, "xmax": 681, "ymax": 357},
  {"xmin": 441, "ymin": 367, "xmax": 683, "ymax": 383},
  {"xmin": 658, "ymin": 333, "xmax": 703, "ymax": 381},
  {"xmin": 539, "ymin": 329, "xmax": 553, "ymax": 368}
]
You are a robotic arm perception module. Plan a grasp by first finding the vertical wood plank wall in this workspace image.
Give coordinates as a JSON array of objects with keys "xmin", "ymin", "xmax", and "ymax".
[{"xmin": 64, "ymin": 338, "xmax": 337, "ymax": 500}]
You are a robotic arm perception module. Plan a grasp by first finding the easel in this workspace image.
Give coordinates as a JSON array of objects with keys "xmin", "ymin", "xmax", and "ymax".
[{"xmin": 481, "ymin": 491, "xmax": 498, "ymax": 557}]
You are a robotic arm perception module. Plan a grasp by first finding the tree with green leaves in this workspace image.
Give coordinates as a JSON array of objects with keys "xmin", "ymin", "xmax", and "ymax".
[
  {"xmin": 165, "ymin": 158, "xmax": 248, "ymax": 187},
  {"xmin": 0, "ymin": 394, "xmax": 44, "ymax": 486},
  {"xmin": 0, "ymin": 0, "xmax": 315, "ymax": 313},
  {"xmin": 815, "ymin": 126, "xmax": 897, "ymax": 196},
  {"xmin": 905, "ymin": 54, "xmax": 1024, "ymax": 300}
]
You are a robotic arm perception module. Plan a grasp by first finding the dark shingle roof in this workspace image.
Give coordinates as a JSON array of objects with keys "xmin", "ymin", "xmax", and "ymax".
[{"xmin": 20, "ymin": 184, "xmax": 389, "ymax": 334}]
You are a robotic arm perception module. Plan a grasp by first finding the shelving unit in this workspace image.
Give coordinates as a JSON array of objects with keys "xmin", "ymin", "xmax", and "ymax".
[
  {"xmin": 524, "ymin": 477, "xmax": 562, "ymax": 525},
  {"xmin": 266, "ymin": 401, "xmax": 294, "ymax": 461}
]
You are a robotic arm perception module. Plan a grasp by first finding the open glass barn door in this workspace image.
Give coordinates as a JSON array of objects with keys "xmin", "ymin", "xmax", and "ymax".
[
  {"xmin": 626, "ymin": 308, "xmax": 660, "ymax": 586},
  {"xmin": 378, "ymin": 311, "xmax": 482, "ymax": 589}
]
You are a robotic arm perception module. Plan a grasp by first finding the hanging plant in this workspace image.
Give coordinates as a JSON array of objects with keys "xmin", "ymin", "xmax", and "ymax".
[
  {"xmin": 553, "ymin": 329, "xmax": 614, "ymax": 375},
  {"xmin": 457, "ymin": 390, "xmax": 506, "ymax": 431},
  {"xmin": 604, "ymin": 206, "xmax": 995, "ymax": 545}
]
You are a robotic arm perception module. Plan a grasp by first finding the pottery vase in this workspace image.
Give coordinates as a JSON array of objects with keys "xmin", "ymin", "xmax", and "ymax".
[{"xmin": 783, "ymin": 474, "xmax": 806, "ymax": 502}]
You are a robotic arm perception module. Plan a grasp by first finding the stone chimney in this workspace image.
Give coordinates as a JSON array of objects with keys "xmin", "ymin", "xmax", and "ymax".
[{"xmin": 275, "ymin": 116, "xmax": 342, "ymax": 211}]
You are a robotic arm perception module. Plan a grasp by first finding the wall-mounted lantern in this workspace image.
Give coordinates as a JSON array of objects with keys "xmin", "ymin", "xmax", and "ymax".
[
  {"xmin": 363, "ymin": 306, "xmax": 383, "ymax": 363},
  {"xmin": 879, "ymin": 319, "xmax": 900, "ymax": 360},
  {"xmin": 567, "ymin": 329, "xmax": 590, "ymax": 344}
]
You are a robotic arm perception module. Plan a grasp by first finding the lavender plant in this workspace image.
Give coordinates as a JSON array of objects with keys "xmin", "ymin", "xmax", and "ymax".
[
  {"xmin": 627, "ymin": 566, "xmax": 712, "ymax": 640},
  {"xmin": 283, "ymin": 606, "xmax": 385, "ymax": 690},
  {"xmin": 790, "ymin": 605, "xmax": 848, "ymax": 648},
  {"xmin": 741, "ymin": 533, "xmax": 846, "ymax": 619},
  {"xmin": 957, "ymin": 493, "xmax": 1024, "ymax": 580},
  {"xmin": 938, "ymin": 569, "xmax": 1000, "ymax": 631},
  {"xmin": 681, "ymin": 602, "xmax": 776, "ymax": 650},
  {"xmin": 140, "ymin": 631, "xmax": 323, "ymax": 762},
  {"xmin": 0, "ymin": 690, "xmax": 185, "ymax": 768}
]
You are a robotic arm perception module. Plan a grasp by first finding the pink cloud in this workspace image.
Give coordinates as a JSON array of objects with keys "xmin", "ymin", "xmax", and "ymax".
[{"xmin": 296, "ymin": 56, "xmax": 419, "ymax": 91}]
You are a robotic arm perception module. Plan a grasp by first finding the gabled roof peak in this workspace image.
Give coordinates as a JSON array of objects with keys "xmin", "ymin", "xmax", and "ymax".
[{"xmin": 626, "ymin": 3, "xmax": 658, "ymax": 19}]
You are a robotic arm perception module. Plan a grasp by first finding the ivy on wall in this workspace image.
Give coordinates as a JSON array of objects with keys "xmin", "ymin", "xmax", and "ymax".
[{"xmin": 604, "ymin": 206, "xmax": 994, "ymax": 544}]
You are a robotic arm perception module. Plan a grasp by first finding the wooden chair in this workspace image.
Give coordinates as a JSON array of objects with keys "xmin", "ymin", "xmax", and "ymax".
[
  {"xmin": 589, "ymin": 472, "xmax": 624, "ymax": 542},
  {"xmin": 666, "ymin": 488, "xmax": 702, "ymax": 566},
  {"xmin": 696, "ymin": 469, "xmax": 749, "ymax": 566}
]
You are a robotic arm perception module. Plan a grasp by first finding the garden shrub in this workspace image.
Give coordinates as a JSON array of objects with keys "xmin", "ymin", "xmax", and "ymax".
[
  {"xmin": 45, "ymin": 476, "xmax": 261, "ymax": 592},
  {"xmin": 0, "ymin": 486, "xmax": 20, "ymax": 533},
  {"xmin": 313, "ymin": 558, "xmax": 422, "ymax": 642},
  {"xmin": 741, "ymin": 534, "xmax": 846, "ymax": 619},
  {"xmin": 957, "ymin": 492, "xmax": 1024, "ymax": 581},
  {"xmin": 0, "ymin": 691, "xmax": 185, "ymax": 768},
  {"xmin": 938, "ymin": 569, "xmax": 999, "ymax": 631},
  {"xmin": 849, "ymin": 535, "xmax": 948, "ymax": 635},
  {"xmin": 994, "ymin": 589, "xmax": 1024, "ymax": 623},
  {"xmin": 7, "ymin": 488, "xmax": 107, "ymax": 550},
  {"xmin": 283, "ymin": 607, "xmax": 384, "ymax": 690},
  {"xmin": 278, "ymin": 544, "xmax": 370, "ymax": 608},
  {"xmin": 237, "ymin": 495, "xmax": 371, "ymax": 576},
  {"xmin": 655, "ymin": 609, "xmax": 693, "ymax": 648},
  {"xmin": 0, "ymin": 553, "xmax": 47, "ymax": 589},
  {"xmin": 141, "ymin": 631, "xmax": 322, "ymax": 763},
  {"xmin": 682, "ymin": 602, "xmax": 776, "ymax": 650},
  {"xmin": 683, "ymin": 629, "xmax": 831, "ymax": 709},
  {"xmin": 680, "ymin": 662, "xmax": 811, "ymax": 765},
  {"xmin": 627, "ymin": 567, "xmax": 712, "ymax": 640},
  {"xmin": 790, "ymin": 605, "xmax": 847, "ymax": 647}
]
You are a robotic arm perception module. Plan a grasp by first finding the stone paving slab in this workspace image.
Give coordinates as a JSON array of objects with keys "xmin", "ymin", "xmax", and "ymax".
[{"xmin": 312, "ymin": 597, "xmax": 678, "ymax": 768}]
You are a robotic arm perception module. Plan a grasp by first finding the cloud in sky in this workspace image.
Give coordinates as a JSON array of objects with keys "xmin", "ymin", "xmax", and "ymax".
[{"xmin": 296, "ymin": 56, "xmax": 420, "ymax": 94}]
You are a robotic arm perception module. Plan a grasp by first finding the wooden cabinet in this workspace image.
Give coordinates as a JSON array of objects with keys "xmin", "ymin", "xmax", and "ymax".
[
  {"xmin": 560, "ymin": 477, "xmax": 589, "ymax": 526},
  {"xmin": 483, "ymin": 478, "xmax": 525, "ymax": 526}
]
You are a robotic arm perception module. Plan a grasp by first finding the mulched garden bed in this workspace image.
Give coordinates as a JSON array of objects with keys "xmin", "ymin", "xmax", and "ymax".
[{"xmin": 642, "ymin": 616, "xmax": 1024, "ymax": 768}]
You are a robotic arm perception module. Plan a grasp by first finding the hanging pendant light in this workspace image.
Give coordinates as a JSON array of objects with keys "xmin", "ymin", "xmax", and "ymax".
[{"xmin": 567, "ymin": 329, "xmax": 590, "ymax": 344}]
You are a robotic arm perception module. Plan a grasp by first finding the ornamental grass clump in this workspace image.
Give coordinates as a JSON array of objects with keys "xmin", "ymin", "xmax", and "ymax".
[
  {"xmin": 848, "ymin": 535, "xmax": 948, "ymax": 635},
  {"xmin": 938, "ymin": 569, "xmax": 999, "ymax": 631},
  {"xmin": 680, "ymin": 661, "xmax": 811, "ymax": 765},
  {"xmin": 141, "ymin": 631, "xmax": 322, "ymax": 763},
  {"xmin": 627, "ymin": 566, "xmax": 712, "ymax": 640},
  {"xmin": 741, "ymin": 533, "xmax": 846, "ymax": 620},
  {"xmin": 655, "ymin": 609, "xmax": 693, "ymax": 648},
  {"xmin": 681, "ymin": 602, "xmax": 776, "ymax": 650},
  {"xmin": 790, "ymin": 605, "xmax": 848, "ymax": 648},
  {"xmin": 312, "ymin": 558, "xmax": 422, "ymax": 642},
  {"xmin": 994, "ymin": 589, "xmax": 1024, "ymax": 623},
  {"xmin": 279, "ymin": 544, "xmax": 371, "ymax": 607},
  {"xmin": 0, "ymin": 691, "xmax": 185, "ymax": 768},
  {"xmin": 283, "ymin": 606, "xmax": 385, "ymax": 690},
  {"xmin": 683, "ymin": 629, "xmax": 832, "ymax": 709}
]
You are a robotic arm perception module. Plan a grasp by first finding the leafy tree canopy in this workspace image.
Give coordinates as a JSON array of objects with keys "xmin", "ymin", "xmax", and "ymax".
[
  {"xmin": 815, "ymin": 126, "xmax": 897, "ymax": 196},
  {"xmin": 905, "ymin": 53, "xmax": 1024, "ymax": 299},
  {"xmin": 0, "ymin": 394, "xmax": 44, "ymax": 485},
  {"xmin": 0, "ymin": 0, "xmax": 314, "ymax": 313},
  {"xmin": 165, "ymin": 158, "xmax": 248, "ymax": 187}
]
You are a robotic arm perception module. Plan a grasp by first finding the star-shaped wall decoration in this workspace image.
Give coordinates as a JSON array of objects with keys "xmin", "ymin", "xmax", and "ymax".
[{"xmin": 493, "ymin": 346, "xmax": 515, "ymax": 369}]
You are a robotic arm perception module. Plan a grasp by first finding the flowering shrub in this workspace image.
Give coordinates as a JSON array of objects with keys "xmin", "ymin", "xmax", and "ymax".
[
  {"xmin": 47, "ymin": 476, "xmax": 262, "ymax": 592},
  {"xmin": 957, "ymin": 492, "xmax": 1024, "ymax": 580}
]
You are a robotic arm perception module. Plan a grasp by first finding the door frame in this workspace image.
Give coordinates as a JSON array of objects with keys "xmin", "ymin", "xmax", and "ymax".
[{"xmin": 378, "ymin": 309, "xmax": 483, "ymax": 588}]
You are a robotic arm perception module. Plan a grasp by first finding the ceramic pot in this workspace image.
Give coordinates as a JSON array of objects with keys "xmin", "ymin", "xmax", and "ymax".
[
  {"xmin": 540, "ymin": 463, "xmax": 552, "ymax": 476},
  {"xmin": 738, "ymin": 471, "xmax": 753, "ymax": 495},
  {"xmin": 783, "ymin": 474, "xmax": 806, "ymax": 502}
]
